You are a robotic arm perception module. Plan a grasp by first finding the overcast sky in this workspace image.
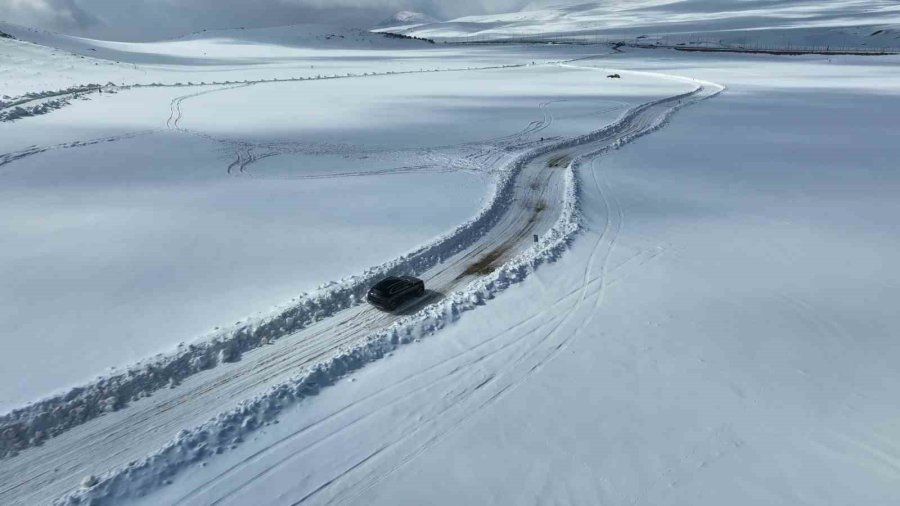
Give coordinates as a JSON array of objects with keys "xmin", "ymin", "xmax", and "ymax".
[{"xmin": 0, "ymin": 0, "xmax": 548, "ymax": 40}]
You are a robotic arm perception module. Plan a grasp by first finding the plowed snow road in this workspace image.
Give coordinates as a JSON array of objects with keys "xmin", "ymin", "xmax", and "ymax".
[{"xmin": 0, "ymin": 67, "xmax": 718, "ymax": 505}]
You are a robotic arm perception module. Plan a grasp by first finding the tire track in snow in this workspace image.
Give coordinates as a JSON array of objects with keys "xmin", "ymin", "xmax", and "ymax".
[
  {"xmin": 167, "ymin": 84, "xmax": 251, "ymax": 131},
  {"xmin": 582, "ymin": 147, "xmax": 624, "ymax": 317},
  {"xmin": 182, "ymin": 309, "xmax": 570, "ymax": 506},
  {"xmin": 0, "ymin": 82, "xmax": 240, "ymax": 172},
  {"xmin": 0, "ymin": 58, "xmax": 577, "ymax": 174},
  {"xmin": 191, "ymin": 95, "xmax": 564, "ymax": 181},
  {"xmin": 0, "ymin": 131, "xmax": 155, "ymax": 171}
]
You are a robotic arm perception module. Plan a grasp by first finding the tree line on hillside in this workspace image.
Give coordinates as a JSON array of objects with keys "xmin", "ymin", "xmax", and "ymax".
[{"xmin": 382, "ymin": 32, "xmax": 435, "ymax": 44}]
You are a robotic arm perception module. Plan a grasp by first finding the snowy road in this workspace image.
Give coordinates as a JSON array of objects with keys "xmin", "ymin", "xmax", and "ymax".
[{"xmin": 0, "ymin": 67, "xmax": 716, "ymax": 505}]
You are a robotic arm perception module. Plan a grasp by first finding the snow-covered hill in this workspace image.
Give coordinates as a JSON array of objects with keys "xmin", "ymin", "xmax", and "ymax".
[
  {"xmin": 0, "ymin": 20, "xmax": 434, "ymax": 66},
  {"xmin": 0, "ymin": 18, "xmax": 454, "ymax": 98},
  {"xmin": 376, "ymin": 11, "xmax": 439, "ymax": 29},
  {"xmin": 382, "ymin": 0, "xmax": 900, "ymax": 49}
]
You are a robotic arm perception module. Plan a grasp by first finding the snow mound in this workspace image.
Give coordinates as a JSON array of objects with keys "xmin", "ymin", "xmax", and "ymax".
[{"xmin": 0, "ymin": 84, "xmax": 105, "ymax": 122}]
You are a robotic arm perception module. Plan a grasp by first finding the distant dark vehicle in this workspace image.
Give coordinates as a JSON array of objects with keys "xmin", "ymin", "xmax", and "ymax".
[
  {"xmin": 607, "ymin": 73, "xmax": 621, "ymax": 79},
  {"xmin": 366, "ymin": 276, "xmax": 425, "ymax": 311}
]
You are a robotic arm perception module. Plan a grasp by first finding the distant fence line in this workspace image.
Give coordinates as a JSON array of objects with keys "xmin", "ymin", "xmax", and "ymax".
[{"xmin": 422, "ymin": 31, "xmax": 898, "ymax": 55}]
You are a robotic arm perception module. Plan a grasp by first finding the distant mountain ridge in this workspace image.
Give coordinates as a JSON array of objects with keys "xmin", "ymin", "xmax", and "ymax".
[
  {"xmin": 376, "ymin": 11, "xmax": 439, "ymax": 28},
  {"xmin": 0, "ymin": 20, "xmax": 436, "ymax": 67},
  {"xmin": 381, "ymin": 0, "xmax": 900, "ymax": 49}
]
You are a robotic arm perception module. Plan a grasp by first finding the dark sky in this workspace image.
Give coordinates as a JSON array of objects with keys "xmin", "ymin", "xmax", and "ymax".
[{"xmin": 0, "ymin": 0, "xmax": 549, "ymax": 40}]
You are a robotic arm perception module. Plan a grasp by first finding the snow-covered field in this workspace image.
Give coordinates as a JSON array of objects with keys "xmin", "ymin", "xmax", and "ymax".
[
  {"xmin": 130, "ymin": 49, "xmax": 900, "ymax": 506},
  {"xmin": 0, "ymin": 20, "xmax": 600, "ymax": 97},
  {"xmin": 0, "ymin": 26, "xmax": 677, "ymax": 409},
  {"xmin": 2, "ymin": 2, "xmax": 900, "ymax": 504}
]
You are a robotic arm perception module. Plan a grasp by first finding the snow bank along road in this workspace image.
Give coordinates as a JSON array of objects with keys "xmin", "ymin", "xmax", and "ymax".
[{"xmin": 0, "ymin": 67, "xmax": 719, "ymax": 505}]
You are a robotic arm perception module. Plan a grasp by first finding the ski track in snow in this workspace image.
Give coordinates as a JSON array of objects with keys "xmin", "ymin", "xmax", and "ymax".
[{"xmin": 35, "ymin": 68, "xmax": 723, "ymax": 506}]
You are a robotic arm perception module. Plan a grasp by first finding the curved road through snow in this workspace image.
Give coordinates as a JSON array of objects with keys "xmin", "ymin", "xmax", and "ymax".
[{"xmin": 0, "ymin": 66, "xmax": 720, "ymax": 505}]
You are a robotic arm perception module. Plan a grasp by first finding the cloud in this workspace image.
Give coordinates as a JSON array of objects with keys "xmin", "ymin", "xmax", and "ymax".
[
  {"xmin": 2, "ymin": 0, "xmax": 100, "ymax": 31},
  {"xmin": 0, "ymin": 0, "xmax": 544, "ymax": 40},
  {"xmin": 275, "ymin": 0, "xmax": 535, "ymax": 20}
]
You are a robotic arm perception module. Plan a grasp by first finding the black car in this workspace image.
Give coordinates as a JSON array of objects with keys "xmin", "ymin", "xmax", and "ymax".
[{"xmin": 366, "ymin": 276, "xmax": 425, "ymax": 311}]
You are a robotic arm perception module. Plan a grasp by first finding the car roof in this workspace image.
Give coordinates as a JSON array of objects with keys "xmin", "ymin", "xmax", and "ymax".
[{"xmin": 371, "ymin": 276, "xmax": 408, "ymax": 292}]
